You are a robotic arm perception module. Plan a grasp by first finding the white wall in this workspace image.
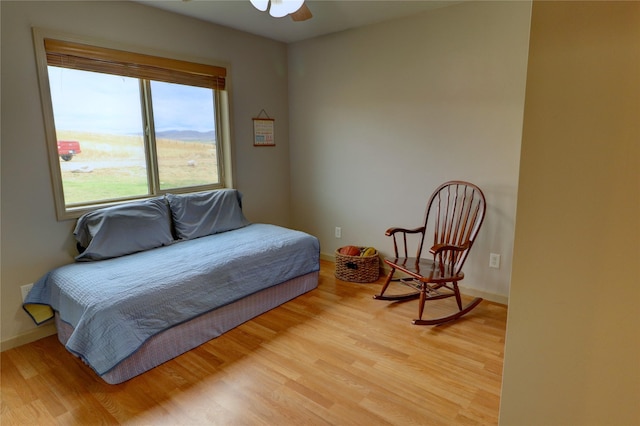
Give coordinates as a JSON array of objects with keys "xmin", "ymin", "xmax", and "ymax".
[
  {"xmin": 288, "ymin": 1, "xmax": 531, "ymax": 302},
  {"xmin": 0, "ymin": 1, "xmax": 291, "ymax": 348},
  {"xmin": 500, "ymin": 1, "xmax": 640, "ymax": 424}
]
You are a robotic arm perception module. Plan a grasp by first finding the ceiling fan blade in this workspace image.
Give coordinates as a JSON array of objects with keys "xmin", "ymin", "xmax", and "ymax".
[{"xmin": 290, "ymin": 3, "xmax": 312, "ymax": 21}]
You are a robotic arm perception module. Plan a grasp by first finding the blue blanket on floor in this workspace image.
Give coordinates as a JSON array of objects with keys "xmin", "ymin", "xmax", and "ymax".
[{"xmin": 24, "ymin": 224, "xmax": 319, "ymax": 375}]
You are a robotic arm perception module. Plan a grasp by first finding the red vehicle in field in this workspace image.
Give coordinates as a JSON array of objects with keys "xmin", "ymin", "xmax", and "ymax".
[{"xmin": 57, "ymin": 140, "xmax": 81, "ymax": 161}]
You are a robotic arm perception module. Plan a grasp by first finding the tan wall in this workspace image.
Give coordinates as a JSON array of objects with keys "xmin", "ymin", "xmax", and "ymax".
[
  {"xmin": 0, "ymin": 1, "xmax": 291, "ymax": 349},
  {"xmin": 500, "ymin": 1, "xmax": 640, "ymax": 424},
  {"xmin": 288, "ymin": 1, "xmax": 532, "ymax": 302}
]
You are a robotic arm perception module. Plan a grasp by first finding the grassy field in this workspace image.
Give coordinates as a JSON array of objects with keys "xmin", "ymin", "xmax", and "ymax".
[{"xmin": 57, "ymin": 130, "xmax": 218, "ymax": 205}]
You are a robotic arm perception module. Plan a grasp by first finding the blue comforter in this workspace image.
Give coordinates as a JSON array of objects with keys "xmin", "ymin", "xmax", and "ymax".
[{"xmin": 24, "ymin": 224, "xmax": 319, "ymax": 375}]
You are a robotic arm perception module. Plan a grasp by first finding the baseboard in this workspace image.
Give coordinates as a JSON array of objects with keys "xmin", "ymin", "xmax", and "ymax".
[
  {"xmin": 457, "ymin": 285, "xmax": 508, "ymax": 305},
  {"xmin": 1, "ymin": 323, "xmax": 57, "ymax": 352},
  {"xmin": 321, "ymin": 251, "xmax": 508, "ymax": 305},
  {"xmin": 320, "ymin": 252, "xmax": 337, "ymax": 262}
]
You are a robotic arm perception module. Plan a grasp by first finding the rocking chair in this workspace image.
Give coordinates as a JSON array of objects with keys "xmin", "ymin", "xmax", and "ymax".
[{"xmin": 373, "ymin": 181, "xmax": 486, "ymax": 325}]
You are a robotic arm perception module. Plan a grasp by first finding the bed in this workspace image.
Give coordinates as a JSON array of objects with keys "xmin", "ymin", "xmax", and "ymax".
[{"xmin": 23, "ymin": 189, "xmax": 320, "ymax": 384}]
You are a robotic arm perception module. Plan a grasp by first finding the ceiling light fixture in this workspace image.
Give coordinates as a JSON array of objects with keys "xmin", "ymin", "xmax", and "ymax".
[{"xmin": 250, "ymin": 0, "xmax": 304, "ymax": 18}]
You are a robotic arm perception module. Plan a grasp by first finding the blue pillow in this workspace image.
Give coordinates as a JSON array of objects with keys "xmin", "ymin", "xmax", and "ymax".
[
  {"xmin": 166, "ymin": 189, "xmax": 250, "ymax": 240},
  {"xmin": 74, "ymin": 197, "xmax": 174, "ymax": 261}
]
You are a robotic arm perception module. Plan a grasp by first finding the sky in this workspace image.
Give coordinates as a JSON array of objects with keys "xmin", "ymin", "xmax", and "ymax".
[{"xmin": 48, "ymin": 66, "xmax": 216, "ymax": 134}]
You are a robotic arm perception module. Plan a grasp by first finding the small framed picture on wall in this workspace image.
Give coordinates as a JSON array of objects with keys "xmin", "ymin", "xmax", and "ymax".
[{"xmin": 253, "ymin": 117, "xmax": 275, "ymax": 147}]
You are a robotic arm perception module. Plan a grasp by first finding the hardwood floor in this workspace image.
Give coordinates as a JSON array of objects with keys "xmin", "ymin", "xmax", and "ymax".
[{"xmin": 1, "ymin": 260, "xmax": 507, "ymax": 425}]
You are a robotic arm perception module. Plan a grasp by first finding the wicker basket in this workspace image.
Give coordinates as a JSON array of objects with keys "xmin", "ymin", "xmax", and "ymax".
[{"xmin": 335, "ymin": 247, "xmax": 380, "ymax": 283}]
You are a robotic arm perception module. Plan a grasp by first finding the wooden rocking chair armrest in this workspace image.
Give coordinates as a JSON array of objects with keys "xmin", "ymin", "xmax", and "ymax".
[
  {"xmin": 385, "ymin": 226, "xmax": 425, "ymax": 236},
  {"xmin": 429, "ymin": 243, "xmax": 469, "ymax": 255}
]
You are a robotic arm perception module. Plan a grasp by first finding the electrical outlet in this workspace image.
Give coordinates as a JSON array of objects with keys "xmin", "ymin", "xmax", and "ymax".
[
  {"xmin": 21, "ymin": 283, "xmax": 33, "ymax": 302},
  {"xmin": 489, "ymin": 253, "xmax": 501, "ymax": 269},
  {"xmin": 335, "ymin": 227, "xmax": 342, "ymax": 238}
]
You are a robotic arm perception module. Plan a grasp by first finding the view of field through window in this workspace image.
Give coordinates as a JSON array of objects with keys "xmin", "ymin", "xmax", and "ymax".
[
  {"xmin": 49, "ymin": 66, "xmax": 219, "ymax": 206},
  {"xmin": 57, "ymin": 131, "xmax": 218, "ymax": 205}
]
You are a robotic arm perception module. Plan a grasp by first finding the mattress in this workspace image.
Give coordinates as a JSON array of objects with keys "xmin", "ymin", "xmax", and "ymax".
[{"xmin": 25, "ymin": 223, "xmax": 320, "ymax": 377}]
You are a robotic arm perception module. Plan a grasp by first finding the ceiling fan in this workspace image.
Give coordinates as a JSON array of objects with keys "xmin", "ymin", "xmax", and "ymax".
[{"xmin": 250, "ymin": 0, "xmax": 313, "ymax": 21}]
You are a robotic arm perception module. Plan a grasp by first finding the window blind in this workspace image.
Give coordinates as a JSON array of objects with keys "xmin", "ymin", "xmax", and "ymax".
[{"xmin": 45, "ymin": 38, "xmax": 226, "ymax": 90}]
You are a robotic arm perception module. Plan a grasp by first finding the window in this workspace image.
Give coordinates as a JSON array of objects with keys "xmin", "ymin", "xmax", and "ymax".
[{"xmin": 33, "ymin": 29, "xmax": 233, "ymax": 220}]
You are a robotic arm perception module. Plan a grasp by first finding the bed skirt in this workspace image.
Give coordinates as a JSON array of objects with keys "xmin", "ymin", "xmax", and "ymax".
[{"xmin": 55, "ymin": 271, "xmax": 319, "ymax": 384}]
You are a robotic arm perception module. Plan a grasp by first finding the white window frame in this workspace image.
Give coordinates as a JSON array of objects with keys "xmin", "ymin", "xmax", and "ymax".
[{"xmin": 32, "ymin": 27, "xmax": 235, "ymax": 220}]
